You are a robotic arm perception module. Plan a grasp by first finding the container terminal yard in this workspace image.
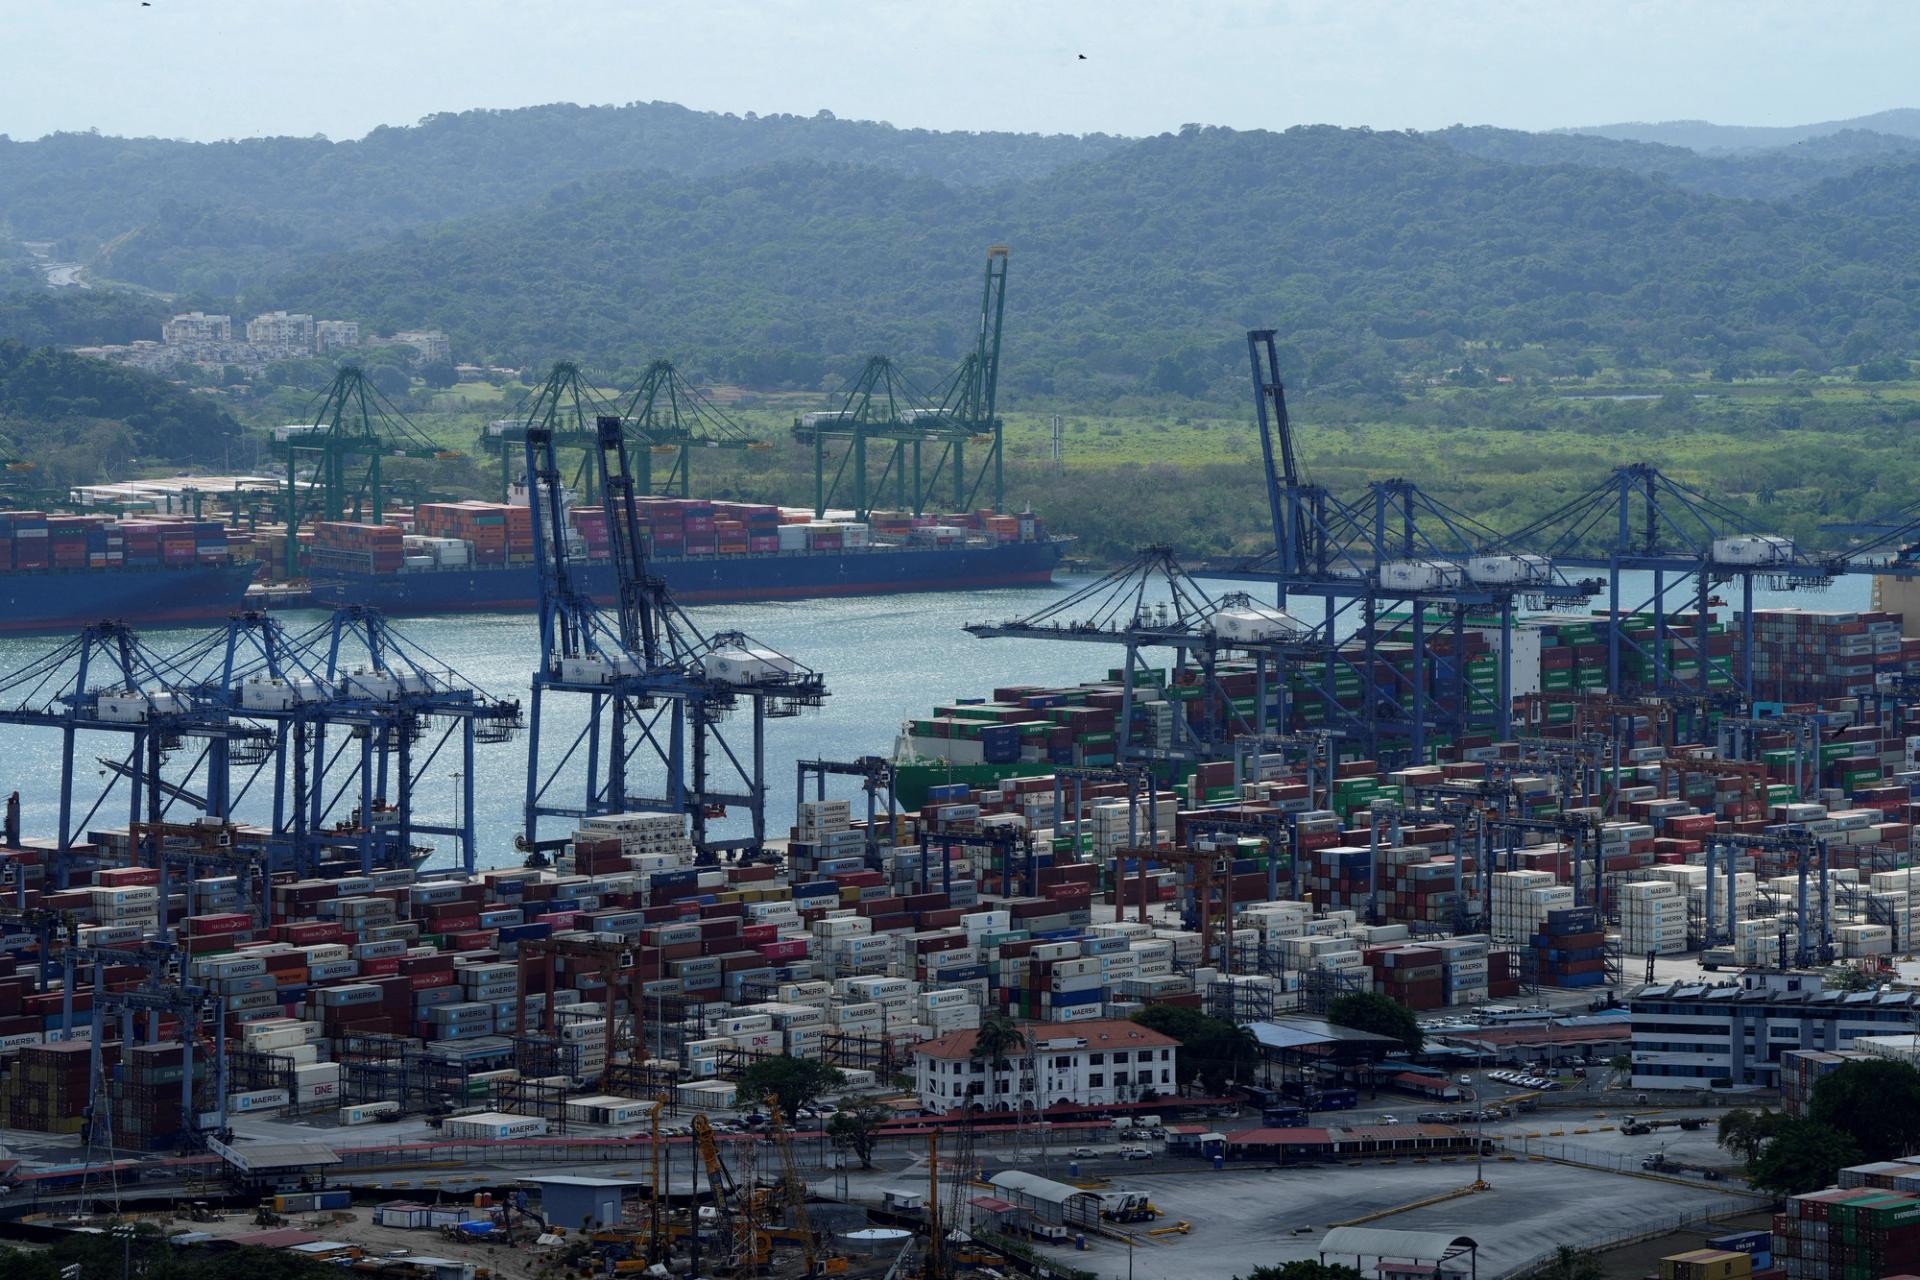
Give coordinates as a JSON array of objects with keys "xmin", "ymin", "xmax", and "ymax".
[{"xmin": 8, "ymin": 330, "xmax": 1920, "ymax": 1280}]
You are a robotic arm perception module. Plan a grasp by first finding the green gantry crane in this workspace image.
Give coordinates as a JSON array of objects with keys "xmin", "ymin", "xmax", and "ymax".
[
  {"xmin": 490, "ymin": 360, "xmax": 758, "ymax": 501},
  {"xmin": 793, "ymin": 245, "xmax": 1009, "ymax": 519},
  {"xmin": 277, "ymin": 365, "xmax": 453, "ymax": 578}
]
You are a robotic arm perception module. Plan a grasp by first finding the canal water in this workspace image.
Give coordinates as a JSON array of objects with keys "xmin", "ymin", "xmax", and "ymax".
[{"xmin": 0, "ymin": 569, "xmax": 1875, "ymax": 871}]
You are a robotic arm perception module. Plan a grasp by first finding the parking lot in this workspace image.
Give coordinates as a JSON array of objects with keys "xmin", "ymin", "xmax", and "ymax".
[{"xmin": 1019, "ymin": 1155, "xmax": 1756, "ymax": 1280}]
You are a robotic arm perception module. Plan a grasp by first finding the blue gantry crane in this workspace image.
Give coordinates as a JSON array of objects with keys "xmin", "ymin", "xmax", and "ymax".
[
  {"xmin": 965, "ymin": 543, "xmax": 1314, "ymax": 765},
  {"xmin": 1200, "ymin": 331, "xmax": 1602, "ymax": 761},
  {"xmin": 520, "ymin": 416, "xmax": 824, "ymax": 859},
  {"xmin": 0, "ymin": 622, "xmax": 270, "ymax": 888}
]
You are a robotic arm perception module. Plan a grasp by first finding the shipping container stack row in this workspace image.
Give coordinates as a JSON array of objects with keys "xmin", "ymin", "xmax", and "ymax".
[
  {"xmin": 869, "ymin": 508, "xmax": 1041, "ymax": 546},
  {"xmin": 0, "ymin": 512, "xmax": 231, "ymax": 573},
  {"xmin": 307, "ymin": 521, "xmax": 405, "ymax": 575},
  {"xmin": 1776, "ymin": 1183, "xmax": 1920, "ymax": 1279},
  {"xmin": 1752, "ymin": 608, "xmax": 1920, "ymax": 704},
  {"xmin": 1530, "ymin": 906, "xmax": 1608, "ymax": 989}
]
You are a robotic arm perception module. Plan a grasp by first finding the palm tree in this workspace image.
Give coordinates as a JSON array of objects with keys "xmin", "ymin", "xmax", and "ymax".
[
  {"xmin": 972, "ymin": 1012, "xmax": 1027, "ymax": 1071},
  {"xmin": 970, "ymin": 1012, "xmax": 1028, "ymax": 1107}
]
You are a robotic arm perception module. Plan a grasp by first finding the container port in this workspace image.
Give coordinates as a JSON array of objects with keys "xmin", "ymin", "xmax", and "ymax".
[{"xmin": 10, "ymin": 331, "xmax": 1920, "ymax": 1280}]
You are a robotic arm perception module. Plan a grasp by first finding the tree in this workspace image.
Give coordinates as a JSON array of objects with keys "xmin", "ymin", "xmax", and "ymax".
[
  {"xmin": 1233, "ymin": 1263, "xmax": 1363, "ymax": 1280},
  {"xmin": 366, "ymin": 362, "xmax": 412, "ymax": 396},
  {"xmin": 738, "ymin": 1058, "xmax": 846, "ymax": 1120},
  {"xmin": 1326, "ymin": 992, "xmax": 1423, "ymax": 1053},
  {"xmin": 1526, "ymin": 1246, "xmax": 1603, "ymax": 1280},
  {"xmin": 1857, "ymin": 355, "xmax": 1911, "ymax": 383},
  {"xmin": 972, "ymin": 1011, "xmax": 1027, "ymax": 1072},
  {"xmin": 1750, "ymin": 1118, "xmax": 1862, "ymax": 1195},
  {"xmin": 1717, "ymin": 1107, "xmax": 1784, "ymax": 1167},
  {"xmin": 1131, "ymin": 1006, "xmax": 1258, "ymax": 1093},
  {"xmin": 420, "ymin": 358, "xmax": 458, "ymax": 389},
  {"xmin": 825, "ymin": 1101, "xmax": 893, "ymax": 1169},
  {"xmin": 1810, "ymin": 1058, "xmax": 1920, "ymax": 1161}
]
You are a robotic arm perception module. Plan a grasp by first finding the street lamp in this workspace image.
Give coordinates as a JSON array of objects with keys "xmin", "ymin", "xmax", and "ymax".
[{"xmin": 1460, "ymin": 1074, "xmax": 1488, "ymax": 1190}]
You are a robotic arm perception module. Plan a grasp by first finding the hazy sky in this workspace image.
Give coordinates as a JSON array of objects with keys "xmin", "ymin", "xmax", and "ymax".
[{"xmin": 0, "ymin": 0, "xmax": 1912, "ymax": 143}]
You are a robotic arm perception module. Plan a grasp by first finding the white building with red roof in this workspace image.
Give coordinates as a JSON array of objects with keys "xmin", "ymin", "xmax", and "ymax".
[{"xmin": 911, "ymin": 1018, "xmax": 1179, "ymax": 1112}]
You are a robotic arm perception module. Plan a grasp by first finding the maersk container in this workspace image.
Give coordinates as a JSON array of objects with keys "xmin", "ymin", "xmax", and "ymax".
[
  {"xmin": 339, "ymin": 1101, "xmax": 401, "ymax": 1125},
  {"xmin": 228, "ymin": 1088, "xmax": 290, "ymax": 1113},
  {"xmin": 443, "ymin": 1111, "xmax": 549, "ymax": 1140}
]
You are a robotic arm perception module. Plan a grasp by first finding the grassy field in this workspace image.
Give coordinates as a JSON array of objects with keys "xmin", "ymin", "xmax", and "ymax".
[{"xmin": 230, "ymin": 374, "xmax": 1920, "ymax": 563}]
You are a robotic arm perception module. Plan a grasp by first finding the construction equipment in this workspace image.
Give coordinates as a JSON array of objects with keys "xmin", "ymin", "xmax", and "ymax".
[
  {"xmin": 690, "ymin": 1113, "xmax": 738, "ymax": 1274},
  {"xmin": 766, "ymin": 1101, "xmax": 847, "ymax": 1275}
]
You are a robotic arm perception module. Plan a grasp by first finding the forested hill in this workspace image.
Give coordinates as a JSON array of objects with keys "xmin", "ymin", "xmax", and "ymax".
[
  {"xmin": 1563, "ymin": 108, "xmax": 1920, "ymax": 152},
  {"xmin": 0, "ymin": 340, "xmax": 240, "ymax": 475},
  {"xmin": 1431, "ymin": 125, "xmax": 1920, "ymax": 199},
  {"xmin": 0, "ymin": 100, "xmax": 1121, "ymax": 255},
  {"xmin": 10, "ymin": 99, "xmax": 1920, "ymax": 298},
  {"xmin": 265, "ymin": 124, "xmax": 1920, "ymax": 401}
]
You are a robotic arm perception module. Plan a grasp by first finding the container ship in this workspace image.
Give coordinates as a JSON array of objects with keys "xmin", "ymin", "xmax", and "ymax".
[
  {"xmin": 300, "ymin": 494, "xmax": 1065, "ymax": 614},
  {"xmin": 0, "ymin": 512, "xmax": 255, "ymax": 634}
]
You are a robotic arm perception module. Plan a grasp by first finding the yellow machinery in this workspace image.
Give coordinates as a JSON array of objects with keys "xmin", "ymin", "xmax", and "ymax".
[{"xmin": 766, "ymin": 1101, "xmax": 848, "ymax": 1275}]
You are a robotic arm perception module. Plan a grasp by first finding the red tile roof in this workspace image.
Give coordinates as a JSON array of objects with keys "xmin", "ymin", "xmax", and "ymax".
[{"xmin": 913, "ymin": 1019, "xmax": 1178, "ymax": 1061}]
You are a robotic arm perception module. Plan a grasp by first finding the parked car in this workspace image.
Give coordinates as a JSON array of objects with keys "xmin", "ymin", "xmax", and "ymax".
[
  {"xmin": 1069, "ymin": 1146, "xmax": 1098, "ymax": 1159},
  {"xmin": 1118, "ymin": 1146, "xmax": 1153, "ymax": 1160},
  {"xmin": 1380, "ymin": 1114, "xmax": 1401, "ymax": 1125}
]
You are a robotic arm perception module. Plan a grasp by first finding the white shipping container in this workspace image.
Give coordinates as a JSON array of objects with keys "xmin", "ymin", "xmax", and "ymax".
[
  {"xmin": 228, "ymin": 1089, "xmax": 290, "ymax": 1113},
  {"xmin": 444, "ymin": 1112, "xmax": 549, "ymax": 1140}
]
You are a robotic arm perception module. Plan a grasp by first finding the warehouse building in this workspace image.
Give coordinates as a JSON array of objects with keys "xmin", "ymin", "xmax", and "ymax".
[
  {"xmin": 985, "ymin": 1171, "xmax": 1102, "ymax": 1228},
  {"xmin": 912, "ymin": 1019, "xmax": 1178, "ymax": 1112},
  {"xmin": 1630, "ymin": 971, "xmax": 1920, "ymax": 1089}
]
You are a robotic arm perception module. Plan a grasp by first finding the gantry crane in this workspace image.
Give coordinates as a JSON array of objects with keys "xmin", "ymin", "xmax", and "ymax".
[
  {"xmin": 0, "ymin": 621, "xmax": 267, "ymax": 887},
  {"xmin": 617, "ymin": 359, "xmax": 761, "ymax": 497},
  {"xmin": 520, "ymin": 417, "xmax": 824, "ymax": 858},
  {"xmin": 511, "ymin": 933, "xmax": 646, "ymax": 1090},
  {"xmin": 966, "ymin": 544, "xmax": 1313, "ymax": 763},
  {"xmin": 795, "ymin": 247, "xmax": 1010, "ymax": 518},
  {"xmin": 168, "ymin": 607, "xmax": 520, "ymax": 874},
  {"xmin": 486, "ymin": 361, "xmax": 616, "ymax": 503},
  {"xmin": 277, "ymin": 365, "xmax": 455, "ymax": 578}
]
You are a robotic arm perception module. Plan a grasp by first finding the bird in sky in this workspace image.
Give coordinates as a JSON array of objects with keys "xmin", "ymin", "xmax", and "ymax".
[{"xmin": 1077, "ymin": 53, "xmax": 1087, "ymax": 60}]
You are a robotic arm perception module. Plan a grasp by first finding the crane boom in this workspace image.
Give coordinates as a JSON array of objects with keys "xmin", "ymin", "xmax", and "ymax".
[
  {"xmin": 1247, "ymin": 329, "xmax": 1306, "ymax": 579},
  {"xmin": 766, "ymin": 1101, "xmax": 824, "ymax": 1275},
  {"xmin": 595, "ymin": 413, "xmax": 662, "ymax": 664}
]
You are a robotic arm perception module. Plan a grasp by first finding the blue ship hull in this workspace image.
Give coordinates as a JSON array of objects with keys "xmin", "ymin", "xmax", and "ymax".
[
  {"xmin": 0, "ymin": 561, "xmax": 258, "ymax": 634},
  {"xmin": 307, "ymin": 538, "xmax": 1066, "ymax": 615}
]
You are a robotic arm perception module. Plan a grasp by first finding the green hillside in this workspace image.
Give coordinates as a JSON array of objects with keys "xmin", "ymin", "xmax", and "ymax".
[
  {"xmin": 0, "ymin": 340, "xmax": 242, "ymax": 483},
  {"xmin": 0, "ymin": 101, "xmax": 1122, "ymax": 293},
  {"xmin": 261, "ymin": 125, "xmax": 1920, "ymax": 400}
]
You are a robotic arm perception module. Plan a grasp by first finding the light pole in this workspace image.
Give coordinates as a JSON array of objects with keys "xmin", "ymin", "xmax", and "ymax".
[{"xmin": 1461, "ymin": 1074, "xmax": 1489, "ymax": 1190}]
